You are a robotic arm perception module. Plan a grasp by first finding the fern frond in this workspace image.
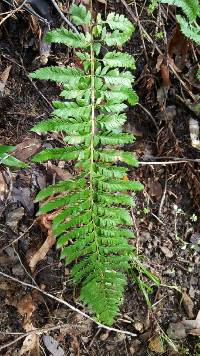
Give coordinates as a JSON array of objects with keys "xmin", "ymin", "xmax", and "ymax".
[
  {"xmin": 176, "ymin": 15, "xmax": 200, "ymax": 44},
  {"xmin": 45, "ymin": 28, "xmax": 90, "ymax": 48},
  {"xmin": 161, "ymin": 0, "xmax": 199, "ymax": 21},
  {"xmin": 102, "ymin": 51, "xmax": 136, "ymax": 69},
  {"xmin": 106, "ymin": 12, "xmax": 134, "ymax": 33},
  {"xmin": 70, "ymin": 4, "xmax": 91, "ymax": 25},
  {"xmin": 161, "ymin": 0, "xmax": 200, "ymax": 46},
  {"xmin": 30, "ymin": 66, "xmax": 84, "ymax": 84},
  {"xmin": 31, "ymin": 4, "xmax": 143, "ymax": 326}
]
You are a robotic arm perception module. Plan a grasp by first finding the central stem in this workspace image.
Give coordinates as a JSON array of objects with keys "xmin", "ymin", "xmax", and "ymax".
[{"xmin": 89, "ymin": 6, "xmax": 95, "ymax": 206}]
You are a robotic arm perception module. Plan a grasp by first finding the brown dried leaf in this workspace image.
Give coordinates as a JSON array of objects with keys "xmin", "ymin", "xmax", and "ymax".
[
  {"xmin": 189, "ymin": 328, "xmax": 200, "ymax": 336},
  {"xmin": 28, "ymin": 212, "xmax": 57, "ymax": 272},
  {"xmin": 160, "ymin": 63, "xmax": 171, "ymax": 88},
  {"xmin": 29, "ymin": 233, "xmax": 55, "ymax": 272},
  {"xmin": 16, "ymin": 294, "xmax": 36, "ymax": 318},
  {"xmin": 168, "ymin": 24, "xmax": 188, "ymax": 70},
  {"xmin": 0, "ymin": 65, "xmax": 12, "ymax": 96},
  {"xmin": 14, "ymin": 138, "xmax": 42, "ymax": 161},
  {"xmin": 183, "ymin": 310, "xmax": 200, "ymax": 331},
  {"xmin": 148, "ymin": 180, "xmax": 163, "ymax": 200},
  {"xmin": 19, "ymin": 332, "xmax": 40, "ymax": 356},
  {"xmin": 148, "ymin": 335, "xmax": 165, "ymax": 354},
  {"xmin": 182, "ymin": 289, "xmax": 194, "ymax": 319}
]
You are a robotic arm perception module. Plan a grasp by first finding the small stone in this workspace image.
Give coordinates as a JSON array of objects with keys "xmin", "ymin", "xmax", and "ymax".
[
  {"xmin": 190, "ymin": 276, "xmax": 198, "ymax": 286},
  {"xmin": 115, "ymin": 333, "xmax": 126, "ymax": 342},
  {"xmin": 106, "ymin": 345, "xmax": 115, "ymax": 351},
  {"xmin": 129, "ymin": 340, "xmax": 141, "ymax": 354},
  {"xmin": 167, "ymin": 322, "xmax": 187, "ymax": 340},
  {"xmin": 81, "ymin": 337, "xmax": 90, "ymax": 344},
  {"xmin": 189, "ymin": 285, "xmax": 195, "ymax": 299},
  {"xmin": 100, "ymin": 331, "xmax": 109, "ymax": 341},
  {"xmin": 12, "ymin": 264, "xmax": 25, "ymax": 277},
  {"xmin": 6, "ymin": 207, "xmax": 24, "ymax": 232},
  {"xmin": 160, "ymin": 246, "xmax": 173, "ymax": 258},
  {"xmin": 140, "ymin": 231, "xmax": 151, "ymax": 242},
  {"xmin": 133, "ymin": 321, "xmax": 144, "ymax": 333}
]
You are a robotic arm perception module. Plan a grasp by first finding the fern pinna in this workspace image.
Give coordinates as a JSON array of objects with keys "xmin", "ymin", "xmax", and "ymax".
[
  {"xmin": 30, "ymin": 4, "xmax": 143, "ymax": 326},
  {"xmin": 161, "ymin": 0, "xmax": 200, "ymax": 45}
]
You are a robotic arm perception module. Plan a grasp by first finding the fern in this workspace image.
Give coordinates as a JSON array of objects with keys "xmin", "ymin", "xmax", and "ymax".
[
  {"xmin": 0, "ymin": 145, "xmax": 27, "ymax": 168},
  {"xmin": 161, "ymin": 0, "xmax": 200, "ymax": 44},
  {"xmin": 30, "ymin": 4, "xmax": 143, "ymax": 326}
]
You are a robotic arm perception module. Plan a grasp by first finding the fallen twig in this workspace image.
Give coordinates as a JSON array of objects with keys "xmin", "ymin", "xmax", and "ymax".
[
  {"xmin": 0, "ymin": 322, "xmax": 85, "ymax": 352},
  {"xmin": 0, "ymin": 0, "xmax": 28, "ymax": 26},
  {"xmin": 49, "ymin": 0, "xmax": 79, "ymax": 34},
  {"xmin": 139, "ymin": 159, "xmax": 200, "ymax": 165},
  {"xmin": 0, "ymin": 271, "xmax": 137, "ymax": 337},
  {"xmin": 120, "ymin": 0, "xmax": 196, "ymax": 101},
  {"xmin": 138, "ymin": 103, "xmax": 159, "ymax": 131}
]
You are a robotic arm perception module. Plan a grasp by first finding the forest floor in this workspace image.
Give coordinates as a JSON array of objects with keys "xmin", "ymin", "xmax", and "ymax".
[{"xmin": 0, "ymin": 0, "xmax": 200, "ymax": 355}]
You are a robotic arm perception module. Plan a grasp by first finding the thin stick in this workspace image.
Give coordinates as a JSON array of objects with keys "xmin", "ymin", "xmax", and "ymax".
[
  {"xmin": 120, "ymin": 0, "xmax": 196, "ymax": 101},
  {"xmin": 0, "ymin": 0, "xmax": 28, "ymax": 26},
  {"xmin": 133, "ymin": 0, "xmax": 148, "ymax": 62},
  {"xmin": 2, "ymin": 220, "xmax": 36, "ymax": 250},
  {"xmin": 0, "ymin": 322, "xmax": 84, "ymax": 352},
  {"xmin": 139, "ymin": 159, "xmax": 200, "ymax": 165},
  {"xmin": 49, "ymin": 0, "xmax": 79, "ymax": 34},
  {"xmin": 138, "ymin": 103, "xmax": 159, "ymax": 131},
  {"xmin": 158, "ymin": 173, "xmax": 167, "ymax": 216},
  {"xmin": 0, "ymin": 271, "xmax": 137, "ymax": 337}
]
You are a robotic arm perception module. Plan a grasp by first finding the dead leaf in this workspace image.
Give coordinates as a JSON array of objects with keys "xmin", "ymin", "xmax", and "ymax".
[
  {"xmin": 19, "ymin": 332, "xmax": 40, "ymax": 356},
  {"xmin": 43, "ymin": 335, "xmax": 65, "ymax": 356},
  {"xmin": 0, "ymin": 65, "xmax": 12, "ymax": 97},
  {"xmin": 148, "ymin": 180, "xmax": 163, "ymax": 200},
  {"xmin": 168, "ymin": 24, "xmax": 188, "ymax": 70},
  {"xmin": 148, "ymin": 335, "xmax": 165, "ymax": 354},
  {"xmin": 28, "ymin": 214, "xmax": 56, "ymax": 272},
  {"xmin": 167, "ymin": 322, "xmax": 187, "ymax": 340},
  {"xmin": 0, "ymin": 281, "xmax": 10, "ymax": 290},
  {"xmin": 16, "ymin": 294, "xmax": 36, "ymax": 318},
  {"xmin": 189, "ymin": 328, "xmax": 200, "ymax": 336},
  {"xmin": 6, "ymin": 207, "xmax": 24, "ymax": 232},
  {"xmin": 182, "ymin": 289, "xmax": 194, "ymax": 319},
  {"xmin": 167, "ymin": 311, "xmax": 200, "ymax": 340},
  {"xmin": 183, "ymin": 310, "xmax": 200, "ymax": 331},
  {"xmin": 0, "ymin": 172, "xmax": 8, "ymax": 216},
  {"xmin": 156, "ymin": 55, "xmax": 171, "ymax": 88},
  {"xmin": 0, "ymin": 171, "xmax": 8, "ymax": 200},
  {"xmin": 47, "ymin": 162, "xmax": 73, "ymax": 181},
  {"xmin": 14, "ymin": 138, "xmax": 42, "ymax": 161}
]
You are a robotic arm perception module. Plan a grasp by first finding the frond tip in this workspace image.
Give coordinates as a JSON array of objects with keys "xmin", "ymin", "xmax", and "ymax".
[{"xmin": 31, "ymin": 4, "xmax": 143, "ymax": 326}]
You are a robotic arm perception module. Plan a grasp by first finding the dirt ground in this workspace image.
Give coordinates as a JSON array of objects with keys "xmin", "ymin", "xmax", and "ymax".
[{"xmin": 0, "ymin": 0, "xmax": 200, "ymax": 355}]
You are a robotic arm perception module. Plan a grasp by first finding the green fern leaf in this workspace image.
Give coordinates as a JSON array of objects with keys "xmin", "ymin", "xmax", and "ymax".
[
  {"xmin": 45, "ymin": 28, "xmax": 89, "ymax": 48},
  {"xmin": 161, "ymin": 0, "xmax": 199, "ymax": 21},
  {"xmin": 177, "ymin": 15, "xmax": 200, "ymax": 44},
  {"xmin": 30, "ymin": 4, "xmax": 143, "ymax": 326},
  {"xmin": 30, "ymin": 66, "xmax": 84, "ymax": 84},
  {"xmin": 103, "ymin": 51, "xmax": 135, "ymax": 69},
  {"xmin": 0, "ymin": 145, "xmax": 15, "ymax": 154},
  {"xmin": 32, "ymin": 147, "xmax": 84, "ymax": 163},
  {"xmin": 81, "ymin": 271, "xmax": 126, "ymax": 326},
  {"xmin": 103, "ymin": 69, "xmax": 134, "ymax": 87},
  {"xmin": 70, "ymin": 4, "xmax": 91, "ymax": 26},
  {"xmin": 98, "ymin": 179, "xmax": 144, "ymax": 192},
  {"xmin": 106, "ymin": 12, "xmax": 135, "ymax": 34}
]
